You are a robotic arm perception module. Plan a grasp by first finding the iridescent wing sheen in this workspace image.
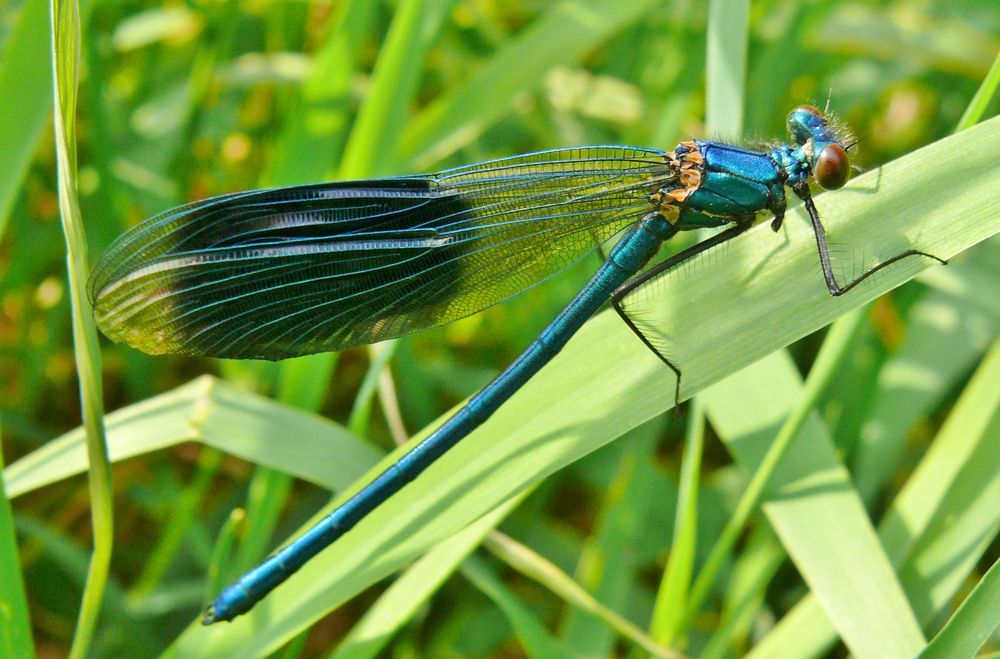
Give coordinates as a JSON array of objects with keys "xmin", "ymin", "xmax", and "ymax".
[{"xmin": 90, "ymin": 146, "xmax": 676, "ymax": 359}]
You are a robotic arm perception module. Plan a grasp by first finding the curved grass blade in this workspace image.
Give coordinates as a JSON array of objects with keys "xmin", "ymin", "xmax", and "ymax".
[
  {"xmin": 50, "ymin": 0, "xmax": 114, "ymax": 654},
  {"xmin": 3, "ymin": 376, "xmax": 382, "ymax": 499},
  {"xmin": 917, "ymin": 554, "xmax": 1000, "ymax": 659}
]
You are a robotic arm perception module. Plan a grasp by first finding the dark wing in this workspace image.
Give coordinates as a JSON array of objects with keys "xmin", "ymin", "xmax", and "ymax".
[{"xmin": 90, "ymin": 146, "xmax": 676, "ymax": 359}]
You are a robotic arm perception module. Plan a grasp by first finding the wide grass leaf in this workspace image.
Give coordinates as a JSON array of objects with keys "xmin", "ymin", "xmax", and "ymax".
[
  {"xmin": 703, "ymin": 351, "xmax": 925, "ymax": 659},
  {"xmin": 4, "ymin": 376, "xmax": 382, "ymax": 499},
  {"xmin": 748, "ymin": 338, "xmax": 1000, "ymax": 657}
]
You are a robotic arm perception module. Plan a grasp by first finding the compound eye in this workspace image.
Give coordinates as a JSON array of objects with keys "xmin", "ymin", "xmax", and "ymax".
[
  {"xmin": 815, "ymin": 143, "xmax": 850, "ymax": 190},
  {"xmin": 794, "ymin": 104, "xmax": 823, "ymax": 118}
]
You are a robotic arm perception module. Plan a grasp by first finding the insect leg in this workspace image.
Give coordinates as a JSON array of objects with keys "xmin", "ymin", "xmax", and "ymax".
[
  {"xmin": 793, "ymin": 183, "xmax": 946, "ymax": 297},
  {"xmin": 610, "ymin": 222, "xmax": 752, "ymax": 407}
]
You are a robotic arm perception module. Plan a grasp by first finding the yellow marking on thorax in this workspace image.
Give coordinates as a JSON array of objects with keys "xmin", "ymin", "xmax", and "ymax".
[{"xmin": 651, "ymin": 142, "xmax": 705, "ymax": 222}]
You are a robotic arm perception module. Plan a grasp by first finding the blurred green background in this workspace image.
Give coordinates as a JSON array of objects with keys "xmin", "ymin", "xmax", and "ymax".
[{"xmin": 1, "ymin": 0, "xmax": 998, "ymax": 657}]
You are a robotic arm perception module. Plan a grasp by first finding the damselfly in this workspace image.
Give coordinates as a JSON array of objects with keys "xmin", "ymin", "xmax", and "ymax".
[{"xmin": 89, "ymin": 105, "xmax": 943, "ymax": 623}]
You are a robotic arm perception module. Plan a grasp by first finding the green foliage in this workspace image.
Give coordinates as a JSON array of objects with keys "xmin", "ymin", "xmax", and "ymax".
[{"xmin": 1, "ymin": 0, "xmax": 998, "ymax": 657}]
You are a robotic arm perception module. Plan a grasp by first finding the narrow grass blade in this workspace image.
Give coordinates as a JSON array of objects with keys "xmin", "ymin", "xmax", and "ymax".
[
  {"xmin": 748, "ymin": 338, "xmax": 1000, "ymax": 658},
  {"xmin": 704, "ymin": 349, "xmax": 924, "ymax": 659},
  {"xmin": 917, "ymin": 555, "xmax": 1000, "ymax": 659},
  {"xmin": 265, "ymin": 1, "xmax": 376, "ymax": 186},
  {"xmin": 956, "ymin": 48, "xmax": 1000, "ymax": 131},
  {"xmin": 705, "ymin": 0, "xmax": 749, "ymax": 137},
  {"xmin": 348, "ymin": 342, "xmax": 396, "ymax": 437},
  {"xmin": 338, "ymin": 0, "xmax": 455, "ymax": 178},
  {"xmin": 233, "ymin": 467, "xmax": 295, "ymax": 574},
  {"xmin": 700, "ymin": 526, "xmax": 784, "ymax": 659},
  {"xmin": 0, "ymin": 439, "xmax": 34, "ymax": 658},
  {"xmin": 206, "ymin": 508, "xmax": 245, "ymax": 606},
  {"xmin": 649, "ymin": 399, "xmax": 704, "ymax": 645},
  {"xmin": 49, "ymin": 0, "xmax": 113, "ymax": 655},
  {"xmin": 484, "ymin": 532, "xmax": 676, "ymax": 658}
]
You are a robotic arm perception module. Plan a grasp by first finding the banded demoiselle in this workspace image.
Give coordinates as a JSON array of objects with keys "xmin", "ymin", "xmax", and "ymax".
[{"xmin": 89, "ymin": 105, "xmax": 943, "ymax": 623}]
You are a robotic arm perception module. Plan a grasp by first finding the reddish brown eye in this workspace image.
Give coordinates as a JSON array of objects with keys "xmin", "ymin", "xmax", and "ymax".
[{"xmin": 815, "ymin": 144, "xmax": 850, "ymax": 190}]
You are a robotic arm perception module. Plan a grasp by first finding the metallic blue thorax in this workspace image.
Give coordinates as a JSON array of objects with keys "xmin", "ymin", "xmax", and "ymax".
[
  {"xmin": 659, "ymin": 138, "xmax": 815, "ymax": 232},
  {"xmin": 667, "ymin": 141, "xmax": 780, "ymax": 229}
]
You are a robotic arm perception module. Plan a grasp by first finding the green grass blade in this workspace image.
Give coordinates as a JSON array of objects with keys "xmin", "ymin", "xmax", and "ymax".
[
  {"xmin": 233, "ymin": 466, "xmax": 295, "ymax": 574},
  {"xmin": 347, "ymin": 342, "xmax": 396, "ymax": 437},
  {"xmin": 956, "ymin": 48, "xmax": 1000, "ymax": 131},
  {"xmin": 917, "ymin": 555, "xmax": 1000, "ymax": 659},
  {"xmin": 0, "ymin": 0, "xmax": 53, "ymax": 238},
  {"xmin": 650, "ymin": 400, "xmax": 704, "ymax": 645},
  {"xmin": 265, "ymin": 1, "xmax": 376, "ymax": 186},
  {"xmin": 747, "ymin": 336, "xmax": 1000, "ymax": 658},
  {"xmin": 49, "ymin": 0, "xmax": 113, "ymax": 655},
  {"xmin": 703, "ymin": 349, "xmax": 924, "ymax": 659},
  {"xmin": 0, "ymin": 438, "xmax": 34, "ymax": 659},
  {"xmin": 3, "ymin": 376, "xmax": 383, "ymax": 499},
  {"xmin": 484, "ymin": 531, "xmax": 676, "ymax": 658},
  {"xmin": 705, "ymin": 0, "xmax": 749, "ymax": 137},
  {"xmin": 206, "ymin": 508, "xmax": 245, "ymax": 606},
  {"xmin": 700, "ymin": 526, "xmax": 784, "ymax": 659},
  {"xmin": 338, "ymin": 0, "xmax": 455, "ymax": 178}
]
